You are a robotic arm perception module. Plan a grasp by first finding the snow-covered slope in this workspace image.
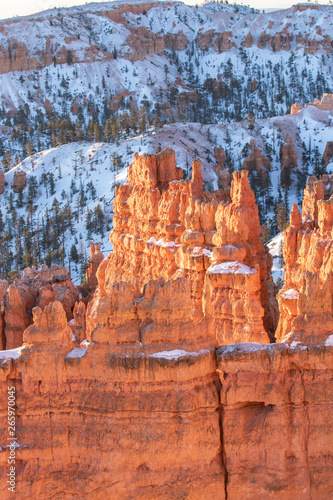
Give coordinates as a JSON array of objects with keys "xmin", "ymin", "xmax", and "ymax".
[
  {"xmin": 1, "ymin": 103, "xmax": 332, "ymax": 283},
  {"xmin": 0, "ymin": 1, "xmax": 332, "ymax": 163}
]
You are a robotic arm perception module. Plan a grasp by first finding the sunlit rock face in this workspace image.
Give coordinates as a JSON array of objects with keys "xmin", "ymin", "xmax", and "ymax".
[
  {"xmin": 276, "ymin": 174, "xmax": 333, "ymax": 345},
  {"xmin": 87, "ymin": 148, "xmax": 276, "ymax": 347},
  {"xmin": 0, "ymin": 151, "xmax": 332, "ymax": 500}
]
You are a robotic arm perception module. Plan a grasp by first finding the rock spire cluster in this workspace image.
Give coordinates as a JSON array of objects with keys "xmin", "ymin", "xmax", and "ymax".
[
  {"xmin": 276, "ymin": 173, "xmax": 333, "ymax": 345},
  {"xmin": 0, "ymin": 151, "xmax": 332, "ymax": 499},
  {"xmin": 86, "ymin": 148, "xmax": 277, "ymax": 347}
]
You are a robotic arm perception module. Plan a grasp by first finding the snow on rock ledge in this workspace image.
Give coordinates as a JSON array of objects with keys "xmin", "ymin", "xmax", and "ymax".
[{"xmin": 207, "ymin": 261, "xmax": 257, "ymax": 275}]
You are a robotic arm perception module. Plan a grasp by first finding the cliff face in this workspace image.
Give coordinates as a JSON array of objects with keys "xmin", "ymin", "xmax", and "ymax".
[
  {"xmin": 0, "ymin": 151, "xmax": 332, "ymax": 499},
  {"xmin": 0, "ymin": 310, "xmax": 332, "ymax": 499},
  {"xmin": 276, "ymin": 174, "xmax": 333, "ymax": 344}
]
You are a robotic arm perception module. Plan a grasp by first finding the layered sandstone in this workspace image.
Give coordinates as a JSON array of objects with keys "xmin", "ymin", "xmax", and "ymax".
[
  {"xmin": 217, "ymin": 342, "xmax": 333, "ymax": 500},
  {"xmin": 125, "ymin": 27, "xmax": 164, "ymax": 61},
  {"xmin": 276, "ymin": 174, "xmax": 333, "ymax": 344},
  {"xmin": 0, "ymin": 171, "xmax": 4, "ymax": 195},
  {"xmin": 0, "ymin": 306, "xmax": 332, "ymax": 499},
  {"xmin": 323, "ymin": 141, "xmax": 333, "ymax": 166},
  {"xmin": 213, "ymin": 147, "xmax": 231, "ymax": 190},
  {"xmin": 86, "ymin": 149, "xmax": 277, "ymax": 347},
  {"xmin": 291, "ymin": 93, "xmax": 333, "ymax": 114},
  {"xmin": 0, "ymin": 150, "xmax": 332, "ymax": 499}
]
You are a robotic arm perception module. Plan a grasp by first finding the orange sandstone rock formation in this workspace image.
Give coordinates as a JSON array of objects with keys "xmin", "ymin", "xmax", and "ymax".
[
  {"xmin": 213, "ymin": 147, "xmax": 231, "ymax": 190},
  {"xmin": 323, "ymin": 141, "xmax": 333, "ymax": 166},
  {"xmin": 242, "ymin": 139, "xmax": 271, "ymax": 184},
  {"xmin": 280, "ymin": 135, "xmax": 298, "ymax": 188},
  {"xmin": 0, "ymin": 305, "xmax": 332, "ymax": 499},
  {"xmin": 276, "ymin": 174, "xmax": 333, "ymax": 344},
  {"xmin": 86, "ymin": 242, "xmax": 104, "ymax": 291},
  {"xmin": 86, "ymin": 148, "xmax": 276, "ymax": 347},
  {"xmin": 12, "ymin": 170, "xmax": 26, "ymax": 193},
  {"xmin": 0, "ymin": 171, "xmax": 4, "ymax": 195},
  {"xmin": 2, "ymin": 265, "xmax": 80, "ymax": 349},
  {"xmin": 0, "ymin": 152, "xmax": 332, "ymax": 499},
  {"xmin": 291, "ymin": 92, "xmax": 333, "ymax": 114}
]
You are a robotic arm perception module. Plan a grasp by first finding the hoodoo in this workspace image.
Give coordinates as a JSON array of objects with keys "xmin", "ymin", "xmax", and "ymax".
[{"xmin": 86, "ymin": 148, "xmax": 276, "ymax": 346}]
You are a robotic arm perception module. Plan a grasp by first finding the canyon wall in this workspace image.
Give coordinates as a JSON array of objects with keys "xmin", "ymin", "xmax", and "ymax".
[
  {"xmin": 0, "ymin": 307, "xmax": 332, "ymax": 499},
  {"xmin": 0, "ymin": 152, "xmax": 332, "ymax": 499}
]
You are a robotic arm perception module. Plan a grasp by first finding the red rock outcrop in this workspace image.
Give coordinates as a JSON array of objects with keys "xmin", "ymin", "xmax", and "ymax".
[
  {"xmin": 290, "ymin": 102, "xmax": 303, "ymax": 114},
  {"xmin": 12, "ymin": 170, "xmax": 26, "ymax": 193},
  {"xmin": 0, "ymin": 151, "xmax": 332, "ymax": 499},
  {"xmin": 276, "ymin": 174, "xmax": 333, "ymax": 344},
  {"xmin": 43, "ymin": 99, "xmax": 53, "ymax": 115},
  {"xmin": 242, "ymin": 32, "xmax": 254, "ymax": 48},
  {"xmin": 323, "ymin": 141, "xmax": 333, "ymax": 166},
  {"xmin": 217, "ymin": 342, "xmax": 333, "ymax": 500},
  {"xmin": 196, "ymin": 29, "xmax": 215, "ymax": 51},
  {"xmin": 257, "ymin": 29, "xmax": 293, "ymax": 52},
  {"xmin": 2, "ymin": 265, "xmax": 79, "ymax": 350},
  {"xmin": 0, "ymin": 307, "xmax": 332, "ymax": 498},
  {"xmin": 0, "ymin": 171, "xmax": 4, "ymax": 195},
  {"xmin": 164, "ymin": 31, "xmax": 188, "ymax": 51},
  {"xmin": 242, "ymin": 139, "xmax": 271, "ymax": 179},
  {"xmin": 280, "ymin": 135, "xmax": 298, "ymax": 188},
  {"xmin": 109, "ymin": 89, "xmax": 130, "ymax": 113},
  {"xmin": 213, "ymin": 147, "xmax": 231, "ymax": 190},
  {"xmin": 70, "ymin": 301, "xmax": 86, "ymax": 344},
  {"xmin": 86, "ymin": 242, "xmax": 104, "ymax": 291},
  {"xmin": 125, "ymin": 27, "xmax": 165, "ymax": 61},
  {"xmin": 214, "ymin": 32, "xmax": 236, "ymax": 53},
  {"xmin": 296, "ymin": 32, "xmax": 332, "ymax": 54},
  {"xmin": 214, "ymin": 146, "xmax": 226, "ymax": 168},
  {"xmin": 291, "ymin": 93, "xmax": 333, "ymax": 114}
]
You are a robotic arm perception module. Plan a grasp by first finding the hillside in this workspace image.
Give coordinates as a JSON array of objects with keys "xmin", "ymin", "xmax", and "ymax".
[
  {"xmin": 0, "ymin": 1, "xmax": 333, "ymax": 283},
  {"xmin": 1, "ymin": 102, "xmax": 332, "ymax": 283},
  {"xmin": 0, "ymin": 1, "xmax": 332, "ymax": 161}
]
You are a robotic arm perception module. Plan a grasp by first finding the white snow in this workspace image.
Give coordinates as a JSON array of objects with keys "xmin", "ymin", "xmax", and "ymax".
[
  {"xmin": 325, "ymin": 334, "xmax": 333, "ymax": 346},
  {"xmin": 150, "ymin": 348, "xmax": 210, "ymax": 360},
  {"xmin": 80, "ymin": 339, "xmax": 92, "ymax": 347},
  {"xmin": 66, "ymin": 347, "xmax": 87, "ymax": 359},
  {"xmin": 282, "ymin": 289, "xmax": 299, "ymax": 300},
  {"xmin": 0, "ymin": 346, "xmax": 25, "ymax": 360},
  {"xmin": 207, "ymin": 261, "xmax": 256, "ymax": 275},
  {"xmin": 267, "ymin": 233, "xmax": 285, "ymax": 283}
]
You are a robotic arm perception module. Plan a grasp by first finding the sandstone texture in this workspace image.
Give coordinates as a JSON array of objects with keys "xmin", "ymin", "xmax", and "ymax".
[
  {"xmin": 291, "ymin": 93, "xmax": 333, "ymax": 114},
  {"xmin": 0, "ymin": 151, "xmax": 332, "ymax": 499},
  {"xmin": 86, "ymin": 242, "xmax": 104, "ymax": 291},
  {"xmin": 323, "ymin": 141, "xmax": 333, "ymax": 166},
  {"xmin": 86, "ymin": 148, "xmax": 276, "ymax": 347},
  {"xmin": 280, "ymin": 135, "xmax": 298, "ymax": 188},
  {"xmin": 213, "ymin": 146, "xmax": 231, "ymax": 190},
  {"xmin": 2, "ymin": 265, "xmax": 80, "ymax": 350},
  {"xmin": 0, "ymin": 312, "xmax": 332, "ymax": 498},
  {"xmin": 0, "ymin": 171, "xmax": 4, "ymax": 195},
  {"xmin": 242, "ymin": 139, "xmax": 271, "ymax": 182},
  {"xmin": 12, "ymin": 171, "xmax": 26, "ymax": 193},
  {"xmin": 276, "ymin": 174, "xmax": 333, "ymax": 345}
]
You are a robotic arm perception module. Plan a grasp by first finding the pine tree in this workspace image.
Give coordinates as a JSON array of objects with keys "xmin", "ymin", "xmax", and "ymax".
[{"xmin": 276, "ymin": 202, "xmax": 289, "ymax": 232}]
